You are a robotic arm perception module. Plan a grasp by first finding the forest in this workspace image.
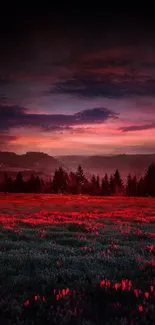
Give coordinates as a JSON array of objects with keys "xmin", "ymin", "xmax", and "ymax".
[{"xmin": 0, "ymin": 163, "xmax": 155, "ymax": 197}]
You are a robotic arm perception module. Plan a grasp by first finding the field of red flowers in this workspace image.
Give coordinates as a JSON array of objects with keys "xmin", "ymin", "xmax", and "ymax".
[{"xmin": 0, "ymin": 194, "xmax": 155, "ymax": 325}]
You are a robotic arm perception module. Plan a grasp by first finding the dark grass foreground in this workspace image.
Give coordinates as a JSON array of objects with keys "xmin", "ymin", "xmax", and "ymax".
[{"xmin": 0, "ymin": 195, "xmax": 155, "ymax": 324}]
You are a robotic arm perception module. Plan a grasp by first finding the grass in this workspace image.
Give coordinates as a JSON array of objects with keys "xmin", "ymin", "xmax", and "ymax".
[{"xmin": 0, "ymin": 194, "xmax": 155, "ymax": 324}]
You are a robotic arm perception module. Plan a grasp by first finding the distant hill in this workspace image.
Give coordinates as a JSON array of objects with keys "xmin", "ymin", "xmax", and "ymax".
[
  {"xmin": 0, "ymin": 152, "xmax": 155, "ymax": 180},
  {"xmin": 83, "ymin": 154, "xmax": 155, "ymax": 169},
  {"xmin": 0, "ymin": 151, "xmax": 60, "ymax": 170},
  {"xmin": 57, "ymin": 155, "xmax": 86, "ymax": 169},
  {"xmin": 56, "ymin": 154, "xmax": 155, "ymax": 179}
]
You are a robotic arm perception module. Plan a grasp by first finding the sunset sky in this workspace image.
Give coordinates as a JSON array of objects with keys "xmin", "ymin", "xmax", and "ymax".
[{"xmin": 1, "ymin": 5, "xmax": 155, "ymax": 155}]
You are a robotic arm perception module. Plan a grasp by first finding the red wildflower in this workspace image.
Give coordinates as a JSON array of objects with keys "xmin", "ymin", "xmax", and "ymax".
[
  {"xmin": 138, "ymin": 305, "xmax": 143, "ymax": 312},
  {"xmin": 34, "ymin": 295, "xmax": 40, "ymax": 301},
  {"xmin": 66, "ymin": 288, "xmax": 70, "ymax": 294},
  {"xmin": 150, "ymin": 286, "xmax": 154, "ymax": 292},
  {"xmin": 24, "ymin": 300, "xmax": 29, "ymax": 307},
  {"xmin": 134, "ymin": 289, "xmax": 140, "ymax": 297},
  {"xmin": 114, "ymin": 282, "xmax": 121, "ymax": 290},
  {"xmin": 100, "ymin": 280, "xmax": 105, "ymax": 287},
  {"xmin": 145, "ymin": 292, "xmax": 149, "ymax": 299}
]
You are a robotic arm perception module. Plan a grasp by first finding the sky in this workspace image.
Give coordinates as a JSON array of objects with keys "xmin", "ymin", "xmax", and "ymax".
[{"xmin": 1, "ymin": 4, "xmax": 155, "ymax": 156}]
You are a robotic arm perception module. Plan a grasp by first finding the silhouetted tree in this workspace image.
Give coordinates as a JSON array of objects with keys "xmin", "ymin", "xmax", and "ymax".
[
  {"xmin": 40, "ymin": 178, "xmax": 45, "ymax": 193},
  {"xmin": 81, "ymin": 178, "xmax": 90, "ymax": 194},
  {"xmin": 101, "ymin": 173, "xmax": 109, "ymax": 196},
  {"xmin": 126, "ymin": 174, "xmax": 138, "ymax": 196},
  {"xmin": 6, "ymin": 176, "xmax": 13, "ymax": 192},
  {"xmin": 126, "ymin": 173, "xmax": 132, "ymax": 196},
  {"xmin": 144, "ymin": 163, "xmax": 155, "ymax": 197},
  {"xmin": 75, "ymin": 165, "xmax": 86, "ymax": 193},
  {"xmin": 35, "ymin": 175, "xmax": 41, "ymax": 193},
  {"xmin": 0, "ymin": 173, "xmax": 11, "ymax": 192},
  {"xmin": 0, "ymin": 161, "xmax": 154, "ymax": 197},
  {"xmin": 2, "ymin": 173, "xmax": 13, "ymax": 192},
  {"xmin": 137, "ymin": 176, "xmax": 146, "ymax": 197},
  {"xmin": 91, "ymin": 174, "xmax": 96, "ymax": 186},
  {"xmin": 52, "ymin": 167, "xmax": 69, "ymax": 193},
  {"xmin": 44, "ymin": 178, "xmax": 52, "ymax": 193},
  {"xmin": 89, "ymin": 174, "xmax": 97, "ymax": 195},
  {"xmin": 96, "ymin": 175, "xmax": 101, "ymax": 194},
  {"xmin": 14, "ymin": 172, "xmax": 24, "ymax": 192},
  {"xmin": 26, "ymin": 174, "xmax": 36, "ymax": 193},
  {"xmin": 113, "ymin": 169, "xmax": 124, "ymax": 195},
  {"xmin": 88, "ymin": 174, "xmax": 100, "ymax": 195},
  {"xmin": 109, "ymin": 174, "xmax": 115, "ymax": 195},
  {"xmin": 68, "ymin": 172, "xmax": 76, "ymax": 194},
  {"xmin": 131, "ymin": 175, "xmax": 138, "ymax": 196}
]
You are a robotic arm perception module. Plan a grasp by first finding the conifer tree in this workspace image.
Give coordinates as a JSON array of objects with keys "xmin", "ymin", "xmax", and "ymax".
[
  {"xmin": 101, "ymin": 173, "xmax": 109, "ymax": 196},
  {"xmin": 109, "ymin": 174, "xmax": 115, "ymax": 195},
  {"xmin": 126, "ymin": 173, "xmax": 132, "ymax": 196},
  {"xmin": 76, "ymin": 165, "xmax": 85, "ymax": 193},
  {"xmin": 144, "ymin": 163, "xmax": 155, "ymax": 196},
  {"xmin": 14, "ymin": 172, "xmax": 24, "ymax": 193},
  {"xmin": 52, "ymin": 167, "xmax": 69, "ymax": 193},
  {"xmin": 113, "ymin": 169, "xmax": 124, "ymax": 195}
]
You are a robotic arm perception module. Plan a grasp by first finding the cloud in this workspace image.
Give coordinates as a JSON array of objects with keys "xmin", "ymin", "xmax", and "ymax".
[
  {"xmin": 0, "ymin": 105, "xmax": 27, "ymax": 130},
  {"xmin": 41, "ymin": 125, "xmax": 73, "ymax": 132},
  {"xmin": 49, "ymin": 72, "xmax": 155, "ymax": 99},
  {"xmin": 119, "ymin": 122, "xmax": 155, "ymax": 132},
  {"xmin": 0, "ymin": 105, "xmax": 118, "ymax": 132},
  {"xmin": 0, "ymin": 135, "xmax": 18, "ymax": 145},
  {"xmin": 44, "ymin": 47, "xmax": 155, "ymax": 100},
  {"xmin": 74, "ymin": 107, "xmax": 118, "ymax": 122}
]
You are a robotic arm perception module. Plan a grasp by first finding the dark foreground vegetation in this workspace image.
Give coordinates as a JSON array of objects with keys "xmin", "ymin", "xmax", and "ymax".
[
  {"xmin": 0, "ymin": 162, "xmax": 155, "ymax": 197},
  {"xmin": 0, "ymin": 196, "xmax": 155, "ymax": 324}
]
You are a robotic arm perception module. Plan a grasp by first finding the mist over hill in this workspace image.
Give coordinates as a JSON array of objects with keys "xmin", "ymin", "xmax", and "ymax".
[
  {"xmin": 0, "ymin": 152, "xmax": 60, "ymax": 180},
  {"xmin": 0, "ymin": 152, "xmax": 59, "ymax": 169},
  {"xmin": 57, "ymin": 154, "xmax": 155, "ymax": 179},
  {"xmin": 0, "ymin": 151, "xmax": 155, "ymax": 180}
]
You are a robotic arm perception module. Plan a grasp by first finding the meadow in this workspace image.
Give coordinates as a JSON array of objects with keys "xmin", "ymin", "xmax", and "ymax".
[{"xmin": 0, "ymin": 194, "xmax": 155, "ymax": 324}]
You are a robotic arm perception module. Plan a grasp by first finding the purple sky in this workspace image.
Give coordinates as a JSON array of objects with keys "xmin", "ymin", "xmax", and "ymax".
[{"xmin": 0, "ymin": 5, "xmax": 155, "ymax": 155}]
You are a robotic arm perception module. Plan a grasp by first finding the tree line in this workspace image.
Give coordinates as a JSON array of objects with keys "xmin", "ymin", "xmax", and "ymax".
[{"xmin": 0, "ymin": 163, "xmax": 155, "ymax": 197}]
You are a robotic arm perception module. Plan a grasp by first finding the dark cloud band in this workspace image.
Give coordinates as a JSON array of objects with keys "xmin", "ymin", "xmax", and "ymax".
[
  {"xmin": 119, "ymin": 122, "xmax": 155, "ymax": 132},
  {"xmin": 0, "ymin": 105, "xmax": 118, "ymax": 132}
]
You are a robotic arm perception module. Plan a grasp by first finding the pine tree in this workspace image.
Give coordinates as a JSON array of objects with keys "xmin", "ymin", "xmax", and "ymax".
[
  {"xmin": 113, "ymin": 169, "xmax": 124, "ymax": 195},
  {"xmin": 3, "ymin": 173, "xmax": 9, "ymax": 192},
  {"xmin": 91, "ymin": 174, "xmax": 96, "ymax": 186},
  {"xmin": 6, "ymin": 176, "xmax": 13, "ymax": 193},
  {"xmin": 76, "ymin": 165, "xmax": 85, "ymax": 193},
  {"xmin": 14, "ymin": 172, "xmax": 24, "ymax": 193},
  {"xmin": 144, "ymin": 163, "xmax": 155, "ymax": 197},
  {"xmin": 68, "ymin": 171, "xmax": 78, "ymax": 194},
  {"xmin": 132, "ymin": 175, "xmax": 138, "ymax": 196},
  {"xmin": 137, "ymin": 176, "xmax": 145, "ymax": 197},
  {"xmin": 89, "ymin": 174, "xmax": 100, "ymax": 195},
  {"xmin": 52, "ymin": 167, "xmax": 69, "ymax": 193},
  {"xmin": 109, "ymin": 174, "xmax": 115, "ymax": 195},
  {"xmin": 96, "ymin": 175, "xmax": 100, "ymax": 194},
  {"xmin": 35, "ymin": 175, "xmax": 41, "ymax": 193},
  {"xmin": 126, "ymin": 173, "xmax": 132, "ymax": 196},
  {"xmin": 76, "ymin": 165, "xmax": 85, "ymax": 183},
  {"xmin": 101, "ymin": 173, "xmax": 109, "ymax": 196},
  {"xmin": 27, "ymin": 174, "xmax": 36, "ymax": 193},
  {"xmin": 1, "ymin": 173, "xmax": 13, "ymax": 192},
  {"xmin": 90, "ymin": 174, "xmax": 96, "ymax": 195},
  {"xmin": 52, "ymin": 169, "xmax": 59, "ymax": 193}
]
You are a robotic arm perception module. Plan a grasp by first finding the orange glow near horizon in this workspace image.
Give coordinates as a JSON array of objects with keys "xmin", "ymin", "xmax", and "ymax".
[{"xmin": 4, "ymin": 120, "xmax": 155, "ymax": 155}]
